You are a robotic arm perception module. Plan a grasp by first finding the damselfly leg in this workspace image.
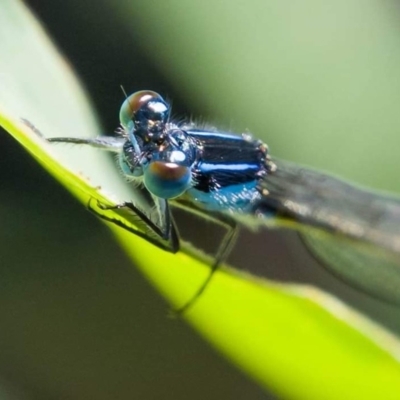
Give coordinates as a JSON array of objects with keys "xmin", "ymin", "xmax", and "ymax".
[
  {"xmin": 90, "ymin": 197, "xmax": 239, "ymax": 314},
  {"xmin": 172, "ymin": 202, "xmax": 239, "ymax": 314},
  {"xmin": 87, "ymin": 198, "xmax": 179, "ymax": 253}
]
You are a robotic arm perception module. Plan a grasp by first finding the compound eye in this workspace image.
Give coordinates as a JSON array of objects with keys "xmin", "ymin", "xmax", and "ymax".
[
  {"xmin": 144, "ymin": 161, "xmax": 191, "ymax": 199},
  {"xmin": 119, "ymin": 90, "xmax": 162, "ymax": 129}
]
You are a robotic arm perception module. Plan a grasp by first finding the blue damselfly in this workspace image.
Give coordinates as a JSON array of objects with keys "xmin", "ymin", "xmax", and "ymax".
[{"xmin": 48, "ymin": 90, "xmax": 400, "ymax": 311}]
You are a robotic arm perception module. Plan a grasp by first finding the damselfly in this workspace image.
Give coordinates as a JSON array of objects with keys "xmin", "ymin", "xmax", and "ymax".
[{"xmin": 49, "ymin": 90, "xmax": 400, "ymax": 311}]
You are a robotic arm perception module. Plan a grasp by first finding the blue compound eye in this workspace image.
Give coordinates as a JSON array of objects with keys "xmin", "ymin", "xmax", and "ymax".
[
  {"xmin": 143, "ymin": 161, "xmax": 191, "ymax": 199},
  {"xmin": 119, "ymin": 90, "xmax": 162, "ymax": 129}
]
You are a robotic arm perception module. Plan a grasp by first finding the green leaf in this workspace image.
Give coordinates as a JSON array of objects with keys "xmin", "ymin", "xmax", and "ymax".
[{"xmin": 2, "ymin": 1, "xmax": 400, "ymax": 399}]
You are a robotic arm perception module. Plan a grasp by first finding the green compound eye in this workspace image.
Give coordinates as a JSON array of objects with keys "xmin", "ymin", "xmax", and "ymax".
[{"xmin": 119, "ymin": 90, "xmax": 162, "ymax": 129}]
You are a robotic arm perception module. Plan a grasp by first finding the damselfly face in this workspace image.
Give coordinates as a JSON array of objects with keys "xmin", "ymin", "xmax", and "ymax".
[{"xmin": 118, "ymin": 91, "xmax": 198, "ymax": 199}]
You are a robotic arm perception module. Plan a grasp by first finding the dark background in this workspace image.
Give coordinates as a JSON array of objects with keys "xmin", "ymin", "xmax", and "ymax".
[{"xmin": 1, "ymin": 1, "xmax": 400, "ymax": 399}]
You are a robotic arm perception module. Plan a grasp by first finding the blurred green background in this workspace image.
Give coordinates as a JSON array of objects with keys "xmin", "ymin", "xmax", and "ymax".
[{"xmin": 1, "ymin": 0, "xmax": 400, "ymax": 398}]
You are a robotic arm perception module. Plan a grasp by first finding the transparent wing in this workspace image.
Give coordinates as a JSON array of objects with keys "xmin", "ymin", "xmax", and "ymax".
[
  {"xmin": 301, "ymin": 229, "xmax": 400, "ymax": 304},
  {"xmin": 259, "ymin": 159, "xmax": 400, "ymax": 304}
]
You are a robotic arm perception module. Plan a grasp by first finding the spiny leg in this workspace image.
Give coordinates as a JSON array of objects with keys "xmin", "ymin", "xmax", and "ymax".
[
  {"xmin": 87, "ymin": 198, "xmax": 179, "ymax": 253},
  {"xmin": 171, "ymin": 202, "xmax": 239, "ymax": 315},
  {"xmin": 48, "ymin": 132, "xmax": 239, "ymax": 314}
]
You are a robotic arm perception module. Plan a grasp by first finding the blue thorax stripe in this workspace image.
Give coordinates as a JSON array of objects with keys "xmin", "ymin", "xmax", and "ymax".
[{"xmin": 199, "ymin": 162, "xmax": 260, "ymax": 173}]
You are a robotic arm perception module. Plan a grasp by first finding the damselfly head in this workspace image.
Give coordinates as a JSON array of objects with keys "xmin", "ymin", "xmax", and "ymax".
[{"xmin": 119, "ymin": 93, "xmax": 197, "ymax": 199}]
